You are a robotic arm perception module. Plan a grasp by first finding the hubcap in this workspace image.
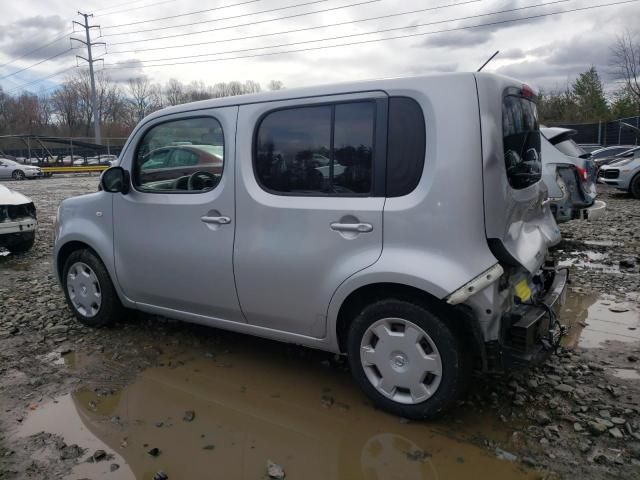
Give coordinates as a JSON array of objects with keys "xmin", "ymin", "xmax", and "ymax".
[
  {"xmin": 360, "ymin": 317, "xmax": 443, "ymax": 404},
  {"xmin": 66, "ymin": 262, "xmax": 102, "ymax": 318}
]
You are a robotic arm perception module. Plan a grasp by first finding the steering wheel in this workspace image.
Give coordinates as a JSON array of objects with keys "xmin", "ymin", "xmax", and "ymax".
[{"xmin": 187, "ymin": 171, "xmax": 217, "ymax": 191}]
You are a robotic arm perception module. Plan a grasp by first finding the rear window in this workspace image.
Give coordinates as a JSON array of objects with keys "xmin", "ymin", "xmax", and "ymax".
[{"xmin": 502, "ymin": 91, "xmax": 541, "ymax": 189}]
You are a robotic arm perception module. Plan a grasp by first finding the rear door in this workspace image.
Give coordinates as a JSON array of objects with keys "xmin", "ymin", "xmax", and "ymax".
[
  {"xmin": 476, "ymin": 75, "xmax": 560, "ymax": 273},
  {"xmin": 234, "ymin": 93, "xmax": 387, "ymax": 338}
]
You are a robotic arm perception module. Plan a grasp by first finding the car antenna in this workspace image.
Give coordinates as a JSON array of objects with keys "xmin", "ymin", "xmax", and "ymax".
[{"xmin": 477, "ymin": 51, "xmax": 500, "ymax": 72}]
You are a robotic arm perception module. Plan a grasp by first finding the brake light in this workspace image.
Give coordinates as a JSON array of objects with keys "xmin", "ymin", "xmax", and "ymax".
[
  {"xmin": 521, "ymin": 84, "xmax": 535, "ymax": 99},
  {"xmin": 577, "ymin": 166, "xmax": 588, "ymax": 182}
]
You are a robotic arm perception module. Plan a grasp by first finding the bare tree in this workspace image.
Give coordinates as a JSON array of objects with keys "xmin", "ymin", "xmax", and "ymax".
[
  {"xmin": 165, "ymin": 78, "xmax": 185, "ymax": 106},
  {"xmin": 127, "ymin": 77, "xmax": 158, "ymax": 123},
  {"xmin": 267, "ymin": 80, "xmax": 284, "ymax": 91},
  {"xmin": 612, "ymin": 30, "xmax": 640, "ymax": 104}
]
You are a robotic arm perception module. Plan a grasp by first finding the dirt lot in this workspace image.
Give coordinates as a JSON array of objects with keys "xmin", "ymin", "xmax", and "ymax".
[{"xmin": 1, "ymin": 176, "xmax": 639, "ymax": 480}]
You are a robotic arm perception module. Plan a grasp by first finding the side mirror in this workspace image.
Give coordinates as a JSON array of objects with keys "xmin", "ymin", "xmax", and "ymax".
[{"xmin": 101, "ymin": 167, "xmax": 131, "ymax": 194}]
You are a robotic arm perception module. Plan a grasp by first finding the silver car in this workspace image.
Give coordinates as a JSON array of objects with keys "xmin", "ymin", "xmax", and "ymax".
[
  {"xmin": 53, "ymin": 73, "xmax": 567, "ymax": 419},
  {"xmin": 0, "ymin": 158, "xmax": 43, "ymax": 180},
  {"xmin": 598, "ymin": 146, "xmax": 640, "ymax": 197}
]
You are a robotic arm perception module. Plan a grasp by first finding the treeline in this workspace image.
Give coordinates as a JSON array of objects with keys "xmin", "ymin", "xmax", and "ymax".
[
  {"xmin": 538, "ymin": 67, "xmax": 640, "ymax": 124},
  {"xmin": 0, "ymin": 72, "xmax": 284, "ymax": 138},
  {"xmin": 539, "ymin": 32, "xmax": 640, "ymax": 124}
]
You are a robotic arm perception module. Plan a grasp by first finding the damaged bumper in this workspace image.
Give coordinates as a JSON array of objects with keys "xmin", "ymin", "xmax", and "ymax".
[
  {"xmin": 500, "ymin": 267, "xmax": 569, "ymax": 369},
  {"xmin": 0, "ymin": 217, "xmax": 37, "ymax": 236}
]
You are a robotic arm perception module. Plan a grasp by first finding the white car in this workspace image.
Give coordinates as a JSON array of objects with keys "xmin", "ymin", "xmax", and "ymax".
[
  {"xmin": 0, "ymin": 158, "xmax": 43, "ymax": 180},
  {"xmin": 0, "ymin": 184, "xmax": 37, "ymax": 253}
]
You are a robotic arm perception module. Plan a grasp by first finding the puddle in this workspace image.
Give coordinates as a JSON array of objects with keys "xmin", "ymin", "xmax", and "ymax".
[
  {"xmin": 583, "ymin": 240, "xmax": 623, "ymax": 247},
  {"xmin": 558, "ymin": 251, "xmax": 620, "ymax": 273},
  {"xmin": 16, "ymin": 346, "xmax": 535, "ymax": 480},
  {"xmin": 560, "ymin": 293, "xmax": 640, "ymax": 348},
  {"xmin": 611, "ymin": 368, "xmax": 640, "ymax": 380}
]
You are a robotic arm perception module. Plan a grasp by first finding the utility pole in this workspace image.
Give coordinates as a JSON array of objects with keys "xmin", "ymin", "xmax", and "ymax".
[{"xmin": 71, "ymin": 12, "xmax": 105, "ymax": 145}]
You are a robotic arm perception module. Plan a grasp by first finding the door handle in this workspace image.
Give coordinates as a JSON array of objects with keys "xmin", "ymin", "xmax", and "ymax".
[
  {"xmin": 330, "ymin": 222, "xmax": 373, "ymax": 233},
  {"xmin": 201, "ymin": 215, "xmax": 231, "ymax": 225}
]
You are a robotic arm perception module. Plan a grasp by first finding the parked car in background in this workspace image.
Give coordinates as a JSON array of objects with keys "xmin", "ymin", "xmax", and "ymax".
[
  {"xmin": 588, "ymin": 145, "xmax": 635, "ymax": 165},
  {"xmin": 598, "ymin": 146, "xmax": 640, "ymax": 198},
  {"xmin": 0, "ymin": 158, "xmax": 43, "ymax": 180},
  {"xmin": 54, "ymin": 73, "xmax": 568, "ymax": 419},
  {"xmin": 540, "ymin": 127, "xmax": 605, "ymax": 223},
  {"xmin": 578, "ymin": 143, "xmax": 602, "ymax": 153},
  {"xmin": 0, "ymin": 184, "xmax": 37, "ymax": 253}
]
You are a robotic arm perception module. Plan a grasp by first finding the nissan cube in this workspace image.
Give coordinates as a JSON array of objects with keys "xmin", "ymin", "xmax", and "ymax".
[{"xmin": 54, "ymin": 73, "xmax": 567, "ymax": 419}]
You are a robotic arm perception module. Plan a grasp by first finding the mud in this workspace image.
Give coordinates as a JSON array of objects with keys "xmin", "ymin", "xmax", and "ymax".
[{"xmin": 1, "ymin": 178, "xmax": 640, "ymax": 480}]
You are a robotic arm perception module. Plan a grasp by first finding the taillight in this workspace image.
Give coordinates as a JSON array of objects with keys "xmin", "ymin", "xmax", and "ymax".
[
  {"xmin": 577, "ymin": 167, "xmax": 588, "ymax": 182},
  {"xmin": 521, "ymin": 84, "xmax": 535, "ymax": 99}
]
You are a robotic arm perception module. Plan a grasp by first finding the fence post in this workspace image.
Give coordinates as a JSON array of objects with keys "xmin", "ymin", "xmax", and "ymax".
[
  {"xmin": 597, "ymin": 120, "xmax": 601, "ymax": 145},
  {"xmin": 618, "ymin": 123, "xmax": 622, "ymax": 145}
]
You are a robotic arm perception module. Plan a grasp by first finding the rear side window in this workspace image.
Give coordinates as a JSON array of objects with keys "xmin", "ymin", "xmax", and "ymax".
[
  {"xmin": 502, "ymin": 91, "xmax": 541, "ymax": 189},
  {"xmin": 134, "ymin": 117, "xmax": 224, "ymax": 193},
  {"xmin": 386, "ymin": 97, "xmax": 426, "ymax": 197},
  {"xmin": 255, "ymin": 102, "xmax": 375, "ymax": 195}
]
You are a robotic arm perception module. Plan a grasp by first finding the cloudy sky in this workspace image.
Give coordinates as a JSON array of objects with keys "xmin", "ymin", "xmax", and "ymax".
[{"xmin": 0, "ymin": 0, "xmax": 638, "ymax": 95}]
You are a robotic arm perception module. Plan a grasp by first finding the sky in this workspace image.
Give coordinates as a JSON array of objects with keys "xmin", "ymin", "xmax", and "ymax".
[{"xmin": 0, "ymin": 0, "xmax": 639, "ymax": 96}]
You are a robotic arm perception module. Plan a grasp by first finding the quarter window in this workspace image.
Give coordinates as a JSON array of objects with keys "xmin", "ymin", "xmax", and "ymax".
[
  {"xmin": 255, "ymin": 102, "xmax": 375, "ymax": 195},
  {"xmin": 134, "ymin": 117, "xmax": 224, "ymax": 193},
  {"xmin": 502, "ymin": 91, "xmax": 542, "ymax": 190}
]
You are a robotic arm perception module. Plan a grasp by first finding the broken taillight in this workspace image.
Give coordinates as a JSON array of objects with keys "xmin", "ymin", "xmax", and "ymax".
[{"xmin": 576, "ymin": 166, "xmax": 589, "ymax": 182}]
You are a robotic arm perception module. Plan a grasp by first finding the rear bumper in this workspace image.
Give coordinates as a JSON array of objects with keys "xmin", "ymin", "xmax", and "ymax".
[
  {"xmin": 500, "ymin": 268, "xmax": 568, "ymax": 369},
  {"xmin": 0, "ymin": 218, "xmax": 37, "ymax": 236}
]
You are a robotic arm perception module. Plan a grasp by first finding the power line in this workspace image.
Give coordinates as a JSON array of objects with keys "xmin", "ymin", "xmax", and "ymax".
[
  {"xmin": 104, "ymin": 0, "xmax": 639, "ymax": 70},
  {"xmin": 102, "ymin": 0, "xmax": 265, "ymax": 29},
  {"xmin": 106, "ymin": 0, "xmax": 569, "ymax": 65},
  {"xmin": 102, "ymin": 0, "xmax": 329, "ymax": 37},
  {"xmin": 92, "ymin": 0, "xmax": 176, "ymax": 16},
  {"xmin": 109, "ymin": 0, "xmax": 480, "ymax": 55},
  {"xmin": 0, "ymin": 48, "xmax": 74, "ymax": 81},
  {"xmin": 107, "ymin": 0, "xmax": 380, "ymax": 45},
  {"xmin": 4, "ymin": 65, "xmax": 77, "ymax": 94},
  {"xmin": 0, "ymin": 31, "xmax": 72, "ymax": 70}
]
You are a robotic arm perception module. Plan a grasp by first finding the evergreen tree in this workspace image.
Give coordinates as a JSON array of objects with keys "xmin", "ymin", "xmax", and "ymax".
[{"xmin": 571, "ymin": 67, "xmax": 609, "ymax": 122}]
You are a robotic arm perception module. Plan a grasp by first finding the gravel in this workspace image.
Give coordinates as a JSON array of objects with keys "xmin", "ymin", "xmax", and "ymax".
[{"xmin": 0, "ymin": 178, "xmax": 639, "ymax": 480}]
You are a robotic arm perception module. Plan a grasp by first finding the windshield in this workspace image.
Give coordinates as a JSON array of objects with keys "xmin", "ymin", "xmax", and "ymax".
[
  {"xmin": 554, "ymin": 138, "xmax": 587, "ymax": 158},
  {"xmin": 502, "ymin": 92, "xmax": 542, "ymax": 189}
]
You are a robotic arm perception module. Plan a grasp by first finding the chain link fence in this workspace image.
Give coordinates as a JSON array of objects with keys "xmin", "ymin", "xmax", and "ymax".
[{"xmin": 548, "ymin": 116, "xmax": 640, "ymax": 146}]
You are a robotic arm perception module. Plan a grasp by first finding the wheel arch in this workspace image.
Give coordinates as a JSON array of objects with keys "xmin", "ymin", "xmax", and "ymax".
[
  {"xmin": 56, "ymin": 240, "xmax": 101, "ymax": 283},
  {"xmin": 334, "ymin": 282, "xmax": 483, "ymax": 366}
]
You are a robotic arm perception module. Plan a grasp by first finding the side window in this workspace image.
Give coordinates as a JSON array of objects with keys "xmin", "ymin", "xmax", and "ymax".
[
  {"xmin": 502, "ymin": 92, "xmax": 541, "ymax": 190},
  {"xmin": 134, "ymin": 117, "xmax": 224, "ymax": 193},
  {"xmin": 386, "ymin": 97, "xmax": 426, "ymax": 197},
  {"xmin": 255, "ymin": 101, "xmax": 375, "ymax": 195}
]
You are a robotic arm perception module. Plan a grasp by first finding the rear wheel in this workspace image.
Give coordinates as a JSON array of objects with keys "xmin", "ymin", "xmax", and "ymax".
[
  {"xmin": 62, "ymin": 249, "xmax": 122, "ymax": 327},
  {"xmin": 347, "ymin": 299, "xmax": 470, "ymax": 419},
  {"xmin": 629, "ymin": 173, "xmax": 640, "ymax": 199},
  {"xmin": 12, "ymin": 170, "xmax": 25, "ymax": 180}
]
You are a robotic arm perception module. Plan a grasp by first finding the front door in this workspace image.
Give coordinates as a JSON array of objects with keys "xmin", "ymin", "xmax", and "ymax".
[
  {"xmin": 113, "ymin": 108, "xmax": 242, "ymax": 322},
  {"xmin": 234, "ymin": 93, "xmax": 387, "ymax": 338}
]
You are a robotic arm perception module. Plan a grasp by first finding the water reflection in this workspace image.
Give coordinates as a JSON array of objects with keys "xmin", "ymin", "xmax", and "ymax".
[{"xmin": 19, "ymin": 351, "xmax": 534, "ymax": 480}]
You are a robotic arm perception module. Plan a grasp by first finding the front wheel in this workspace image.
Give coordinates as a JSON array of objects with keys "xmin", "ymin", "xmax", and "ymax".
[
  {"xmin": 12, "ymin": 170, "xmax": 25, "ymax": 180},
  {"xmin": 629, "ymin": 173, "xmax": 640, "ymax": 199},
  {"xmin": 62, "ymin": 249, "xmax": 123, "ymax": 327},
  {"xmin": 347, "ymin": 299, "xmax": 470, "ymax": 419}
]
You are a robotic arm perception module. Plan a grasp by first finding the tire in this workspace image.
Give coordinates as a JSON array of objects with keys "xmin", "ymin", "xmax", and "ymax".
[
  {"xmin": 62, "ymin": 249, "xmax": 123, "ymax": 327},
  {"xmin": 7, "ymin": 232, "xmax": 35, "ymax": 254},
  {"xmin": 629, "ymin": 173, "xmax": 640, "ymax": 199},
  {"xmin": 347, "ymin": 298, "xmax": 470, "ymax": 420},
  {"xmin": 12, "ymin": 170, "xmax": 25, "ymax": 180}
]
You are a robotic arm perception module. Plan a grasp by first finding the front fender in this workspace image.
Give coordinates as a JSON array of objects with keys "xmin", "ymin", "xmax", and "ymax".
[{"xmin": 53, "ymin": 192, "xmax": 131, "ymax": 307}]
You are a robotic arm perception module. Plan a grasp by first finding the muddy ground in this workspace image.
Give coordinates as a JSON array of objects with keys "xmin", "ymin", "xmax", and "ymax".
[{"xmin": 0, "ymin": 176, "xmax": 639, "ymax": 480}]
